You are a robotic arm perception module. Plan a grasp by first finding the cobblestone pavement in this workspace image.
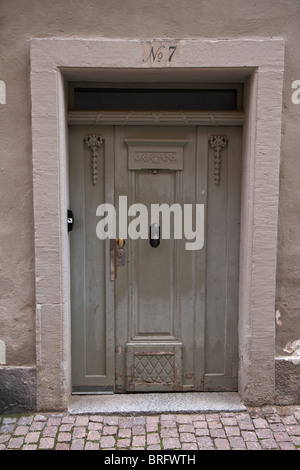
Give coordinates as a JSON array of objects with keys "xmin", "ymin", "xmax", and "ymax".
[{"xmin": 1, "ymin": 406, "xmax": 300, "ymax": 450}]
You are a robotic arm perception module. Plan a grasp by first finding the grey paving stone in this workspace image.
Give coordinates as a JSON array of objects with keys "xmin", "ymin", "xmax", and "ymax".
[{"xmin": 0, "ymin": 403, "xmax": 300, "ymax": 451}]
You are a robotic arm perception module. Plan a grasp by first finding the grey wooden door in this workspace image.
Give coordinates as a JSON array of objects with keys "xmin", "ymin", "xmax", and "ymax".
[{"xmin": 69, "ymin": 125, "xmax": 241, "ymax": 393}]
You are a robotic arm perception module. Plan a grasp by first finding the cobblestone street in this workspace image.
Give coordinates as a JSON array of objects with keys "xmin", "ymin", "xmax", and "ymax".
[{"xmin": 1, "ymin": 406, "xmax": 300, "ymax": 451}]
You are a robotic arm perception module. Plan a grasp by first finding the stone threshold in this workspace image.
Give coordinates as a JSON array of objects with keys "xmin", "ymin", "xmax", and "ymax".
[{"xmin": 69, "ymin": 392, "xmax": 246, "ymax": 416}]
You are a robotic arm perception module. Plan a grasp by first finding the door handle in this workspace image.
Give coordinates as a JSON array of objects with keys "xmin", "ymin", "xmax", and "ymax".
[
  {"xmin": 110, "ymin": 239, "xmax": 126, "ymax": 280},
  {"xmin": 117, "ymin": 238, "xmax": 126, "ymax": 248},
  {"xmin": 149, "ymin": 223, "xmax": 160, "ymax": 248},
  {"xmin": 110, "ymin": 239, "xmax": 118, "ymax": 281}
]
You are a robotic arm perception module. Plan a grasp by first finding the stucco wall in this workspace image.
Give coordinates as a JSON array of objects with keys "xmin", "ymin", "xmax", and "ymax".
[{"xmin": 0, "ymin": 0, "xmax": 300, "ymax": 409}]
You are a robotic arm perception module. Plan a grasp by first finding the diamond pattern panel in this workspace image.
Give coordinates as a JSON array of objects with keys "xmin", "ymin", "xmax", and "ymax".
[{"xmin": 134, "ymin": 353, "xmax": 174, "ymax": 384}]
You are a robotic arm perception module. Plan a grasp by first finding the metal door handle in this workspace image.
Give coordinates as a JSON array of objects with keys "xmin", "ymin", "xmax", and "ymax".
[
  {"xmin": 149, "ymin": 223, "xmax": 160, "ymax": 248},
  {"xmin": 110, "ymin": 239, "xmax": 118, "ymax": 280},
  {"xmin": 110, "ymin": 239, "xmax": 126, "ymax": 280},
  {"xmin": 117, "ymin": 238, "xmax": 125, "ymax": 248}
]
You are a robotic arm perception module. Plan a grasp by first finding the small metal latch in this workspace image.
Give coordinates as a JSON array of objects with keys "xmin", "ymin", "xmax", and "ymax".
[{"xmin": 68, "ymin": 209, "xmax": 74, "ymax": 232}]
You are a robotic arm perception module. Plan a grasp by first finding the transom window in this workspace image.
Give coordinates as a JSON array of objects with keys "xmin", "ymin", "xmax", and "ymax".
[{"xmin": 69, "ymin": 84, "xmax": 243, "ymax": 111}]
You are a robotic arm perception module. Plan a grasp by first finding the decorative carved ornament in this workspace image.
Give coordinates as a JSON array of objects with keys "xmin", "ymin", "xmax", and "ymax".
[
  {"xmin": 134, "ymin": 352, "xmax": 175, "ymax": 384},
  {"xmin": 68, "ymin": 110, "xmax": 245, "ymax": 126},
  {"xmin": 135, "ymin": 151, "xmax": 177, "ymax": 164},
  {"xmin": 84, "ymin": 135, "xmax": 103, "ymax": 185},
  {"xmin": 209, "ymin": 135, "xmax": 228, "ymax": 186},
  {"xmin": 126, "ymin": 139, "xmax": 186, "ymax": 171}
]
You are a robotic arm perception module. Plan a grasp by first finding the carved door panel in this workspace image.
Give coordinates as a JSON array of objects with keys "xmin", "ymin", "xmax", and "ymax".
[{"xmin": 69, "ymin": 125, "xmax": 241, "ymax": 393}]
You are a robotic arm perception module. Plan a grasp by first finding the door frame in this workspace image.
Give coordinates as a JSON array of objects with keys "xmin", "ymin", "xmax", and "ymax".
[{"xmin": 30, "ymin": 37, "xmax": 285, "ymax": 410}]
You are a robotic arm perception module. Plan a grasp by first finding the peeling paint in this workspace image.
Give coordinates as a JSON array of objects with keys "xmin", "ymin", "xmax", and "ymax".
[
  {"xmin": 277, "ymin": 355, "xmax": 300, "ymax": 366},
  {"xmin": 0, "ymin": 80, "xmax": 5, "ymax": 104},
  {"xmin": 275, "ymin": 310, "xmax": 282, "ymax": 326},
  {"xmin": 0, "ymin": 340, "xmax": 6, "ymax": 365},
  {"xmin": 283, "ymin": 339, "xmax": 300, "ymax": 356}
]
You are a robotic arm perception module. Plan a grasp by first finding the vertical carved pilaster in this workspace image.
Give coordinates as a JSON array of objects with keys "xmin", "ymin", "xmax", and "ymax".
[
  {"xmin": 209, "ymin": 135, "xmax": 228, "ymax": 186},
  {"xmin": 85, "ymin": 135, "xmax": 103, "ymax": 185}
]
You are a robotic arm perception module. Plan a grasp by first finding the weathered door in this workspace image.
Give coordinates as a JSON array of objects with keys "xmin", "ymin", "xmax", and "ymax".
[{"xmin": 69, "ymin": 125, "xmax": 241, "ymax": 393}]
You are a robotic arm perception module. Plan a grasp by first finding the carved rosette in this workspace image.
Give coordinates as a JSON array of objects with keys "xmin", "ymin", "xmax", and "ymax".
[
  {"xmin": 209, "ymin": 135, "xmax": 228, "ymax": 186},
  {"xmin": 85, "ymin": 135, "xmax": 103, "ymax": 185}
]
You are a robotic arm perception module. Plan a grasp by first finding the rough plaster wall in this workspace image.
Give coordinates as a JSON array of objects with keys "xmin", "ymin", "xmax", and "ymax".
[
  {"xmin": 274, "ymin": 2, "xmax": 300, "ymax": 356},
  {"xmin": 0, "ymin": 0, "xmax": 299, "ymax": 366}
]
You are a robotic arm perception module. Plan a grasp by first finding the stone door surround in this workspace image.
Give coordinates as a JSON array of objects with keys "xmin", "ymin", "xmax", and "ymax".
[{"xmin": 30, "ymin": 37, "xmax": 284, "ymax": 410}]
